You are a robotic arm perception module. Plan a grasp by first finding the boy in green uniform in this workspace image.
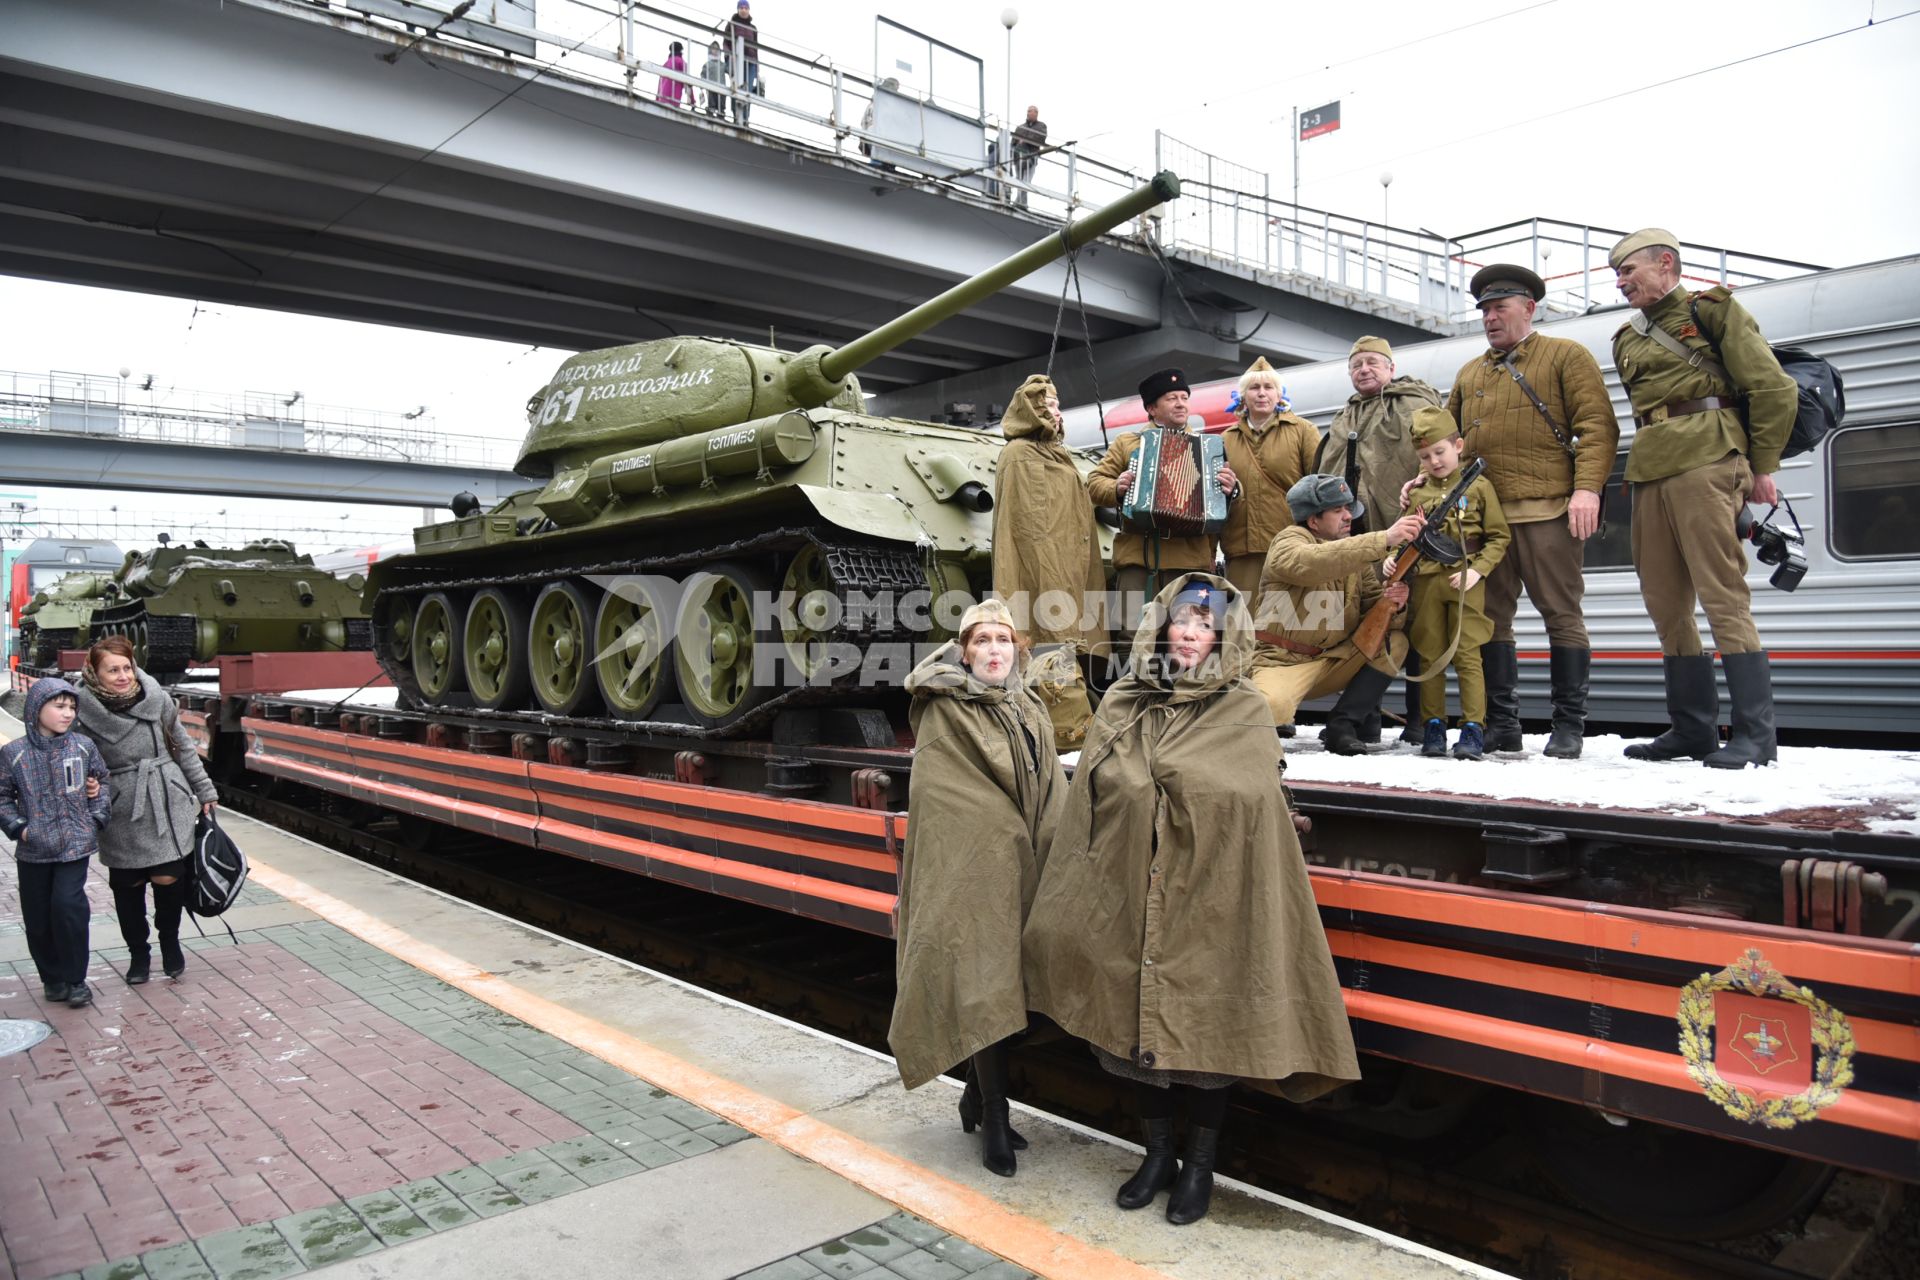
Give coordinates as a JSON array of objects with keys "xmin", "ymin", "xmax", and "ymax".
[{"xmin": 1404, "ymin": 407, "xmax": 1511, "ymax": 759}]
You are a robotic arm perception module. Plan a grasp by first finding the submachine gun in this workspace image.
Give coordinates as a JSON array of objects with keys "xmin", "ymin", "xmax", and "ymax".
[
  {"xmin": 1353, "ymin": 456, "xmax": 1486, "ymax": 659},
  {"xmin": 1341, "ymin": 432, "xmax": 1364, "ymax": 535}
]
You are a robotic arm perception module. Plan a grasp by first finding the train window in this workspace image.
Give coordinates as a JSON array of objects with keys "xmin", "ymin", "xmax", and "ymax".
[
  {"xmin": 1581, "ymin": 451, "xmax": 1634, "ymax": 571},
  {"xmin": 1829, "ymin": 424, "xmax": 1920, "ymax": 560}
]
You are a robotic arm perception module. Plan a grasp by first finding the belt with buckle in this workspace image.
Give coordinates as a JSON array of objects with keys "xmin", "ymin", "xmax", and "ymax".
[
  {"xmin": 1634, "ymin": 395, "xmax": 1740, "ymax": 428},
  {"xmin": 1256, "ymin": 631, "xmax": 1324, "ymax": 657}
]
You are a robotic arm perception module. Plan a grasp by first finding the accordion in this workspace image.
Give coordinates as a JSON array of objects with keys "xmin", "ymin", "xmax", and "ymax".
[{"xmin": 1119, "ymin": 428, "xmax": 1230, "ymax": 538}]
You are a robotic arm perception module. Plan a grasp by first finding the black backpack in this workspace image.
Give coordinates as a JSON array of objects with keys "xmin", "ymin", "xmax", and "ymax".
[
  {"xmin": 187, "ymin": 811, "xmax": 249, "ymax": 918},
  {"xmin": 1690, "ymin": 295, "xmax": 1845, "ymax": 459}
]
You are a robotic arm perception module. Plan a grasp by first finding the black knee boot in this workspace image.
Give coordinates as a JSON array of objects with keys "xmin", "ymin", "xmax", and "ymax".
[
  {"xmin": 1704, "ymin": 651, "xmax": 1776, "ymax": 769},
  {"xmin": 113, "ymin": 878, "xmax": 153, "ymax": 985},
  {"xmin": 1482, "ymin": 642, "xmax": 1522, "ymax": 752},
  {"xmin": 1116, "ymin": 1084, "xmax": 1178, "ymax": 1209},
  {"xmin": 154, "ymin": 879, "xmax": 187, "ymax": 978},
  {"xmin": 1544, "ymin": 646, "xmax": 1590, "ymax": 759},
  {"xmin": 1397, "ymin": 651, "xmax": 1423, "ymax": 744},
  {"xmin": 969, "ymin": 1040, "xmax": 1016, "ymax": 1177},
  {"xmin": 1167, "ymin": 1085, "xmax": 1229, "ymax": 1225},
  {"xmin": 1323, "ymin": 666, "xmax": 1392, "ymax": 757},
  {"xmin": 1624, "ymin": 655, "xmax": 1721, "ymax": 761}
]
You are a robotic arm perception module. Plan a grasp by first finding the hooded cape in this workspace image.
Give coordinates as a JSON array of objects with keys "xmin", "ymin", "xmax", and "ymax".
[
  {"xmin": 991, "ymin": 375, "xmax": 1106, "ymax": 651},
  {"xmin": 1022, "ymin": 572, "xmax": 1360, "ymax": 1099},
  {"xmin": 888, "ymin": 641, "xmax": 1066, "ymax": 1089},
  {"xmin": 1320, "ymin": 375, "xmax": 1443, "ymax": 530}
]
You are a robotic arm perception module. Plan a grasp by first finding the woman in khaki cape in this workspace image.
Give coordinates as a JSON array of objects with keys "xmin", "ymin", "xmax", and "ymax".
[
  {"xmin": 1023, "ymin": 573, "xmax": 1359, "ymax": 1224},
  {"xmin": 888, "ymin": 599, "xmax": 1067, "ymax": 1178}
]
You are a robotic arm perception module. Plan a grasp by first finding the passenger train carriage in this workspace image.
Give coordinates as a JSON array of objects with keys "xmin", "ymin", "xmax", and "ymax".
[{"xmin": 1064, "ymin": 254, "xmax": 1920, "ymax": 735}]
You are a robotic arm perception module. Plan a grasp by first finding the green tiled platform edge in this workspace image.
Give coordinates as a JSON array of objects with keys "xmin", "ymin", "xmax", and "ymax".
[
  {"xmin": 733, "ymin": 1211, "xmax": 1037, "ymax": 1280},
  {"xmin": 38, "ymin": 919, "xmax": 754, "ymax": 1280}
]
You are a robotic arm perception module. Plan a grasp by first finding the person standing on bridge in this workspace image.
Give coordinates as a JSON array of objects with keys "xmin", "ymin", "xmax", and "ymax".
[
  {"xmin": 1317, "ymin": 337, "xmax": 1441, "ymax": 745},
  {"xmin": 1010, "ymin": 105, "xmax": 1046, "ymax": 207},
  {"xmin": 1443, "ymin": 265, "xmax": 1616, "ymax": 759},
  {"xmin": 71, "ymin": 636, "xmax": 218, "ymax": 987},
  {"xmin": 1610, "ymin": 228, "xmax": 1795, "ymax": 769},
  {"xmin": 890, "ymin": 600, "xmax": 1066, "ymax": 1180},
  {"xmin": 1024, "ymin": 576, "xmax": 1360, "ymax": 1225},
  {"xmin": 656, "ymin": 42, "xmax": 693, "ymax": 109},
  {"xmin": 1087, "ymin": 369, "xmax": 1239, "ymax": 658},
  {"xmin": 991, "ymin": 374, "xmax": 1103, "ymax": 749},
  {"xmin": 726, "ymin": 1, "xmax": 760, "ymax": 126}
]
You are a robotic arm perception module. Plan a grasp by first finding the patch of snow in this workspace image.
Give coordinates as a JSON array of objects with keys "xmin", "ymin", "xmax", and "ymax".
[{"xmin": 279, "ymin": 687, "xmax": 400, "ymax": 708}]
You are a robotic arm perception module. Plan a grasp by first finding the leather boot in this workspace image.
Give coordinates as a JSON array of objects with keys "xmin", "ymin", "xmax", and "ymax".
[
  {"xmin": 1323, "ymin": 666, "xmax": 1393, "ymax": 757},
  {"xmin": 1359, "ymin": 709, "xmax": 1382, "ymax": 745},
  {"xmin": 969, "ymin": 1041, "xmax": 1017, "ymax": 1177},
  {"xmin": 125, "ymin": 950, "xmax": 151, "ymax": 986},
  {"xmin": 1166, "ymin": 1125, "xmax": 1222, "ymax": 1225},
  {"xmin": 113, "ymin": 880, "xmax": 152, "ymax": 981},
  {"xmin": 1624, "ymin": 655, "xmax": 1720, "ymax": 761},
  {"xmin": 959, "ymin": 1070, "xmax": 1026, "ymax": 1150},
  {"xmin": 1397, "ymin": 653, "xmax": 1423, "ymax": 744},
  {"xmin": 154, "ymin": 880, "xmax": 187, "ymax": 978},
  {"xmin": 1482, "ymin": 642, "xmax": 1523, "ymax": 752},
  {"xmin": 1544, "ymin": 646, "xmax": 1590, "ymax": 759},
  {"xmin": 1704, "ymin": 651, "xmax": 1777, "ymax": 769},
  {"xmin": 1115, "ymin": 1115, "xmax": 1179, "ymax": 1209}
]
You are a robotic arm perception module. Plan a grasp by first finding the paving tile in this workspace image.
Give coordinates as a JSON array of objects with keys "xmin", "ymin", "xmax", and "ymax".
[
  {"xmin": 877, "ymin": 1215, "xmax": 945, "ymax": 1249},
  {"xmin": 799, "ymin": 1240, "xmax": 882, "ymax": 1278},
  {"xmin": 193, "ymin": 1223, "xmax": 303, "ymax": 1280},
  {"xmin": 661, "ymin": 1130, "xmax": 719, "ymax": 1159},
  {"xmin": 882, "ymin": 1250, "xmax": 967, "ymax": 1280},
  {"xmin": 455, "ymin": 1184, "xmax": 524, "ymax": 1218},
  {"xmin": 433, "ymin": 1165, "xmax": 499, "ymax": 1197},
  {"xmin": 925, "ymin": 1238, "xmax": 1001, "ymax": 1272},
  {"xmin": 343, "ymin": 1190, "xmax": 432, "ymax": 1246},
  {"xmin": 272, "ymin": 1204, "xmax": 380, "ymax": 1268},
  {"xmin": 842, "ymin": 1225, "xmax": 917, "ymax": 1266},
  {"xmin": 81, "ymin": 1259, "xmax": 151, "ymax": 1280},
  {"xmin": 966, "ymin": 1265, "xmax": 1035, "ymax": 1280},
  {"xmin": 389, "ymin": 1178, "xmax": 475, "ymax": 1232},
  {"xmin": 734, "ymin": 1259, "xmax": 826, "ymax": 1280},
  {"xmin": 492, "ymin": 1160, "xmax": 586, "ymax": 1205}
]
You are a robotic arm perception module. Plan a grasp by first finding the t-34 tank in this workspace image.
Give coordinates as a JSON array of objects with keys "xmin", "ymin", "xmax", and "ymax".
[
  {"xmin": 90, "ymin": 539, "xmax": 371, "ymax": 675},
  {"xmin": 17, "ymin": 571, "xmax": 118, "ymax": 667},
  {"xmin": 366, "ymin": 173, "xmax": 1178, "ymax": 735}
]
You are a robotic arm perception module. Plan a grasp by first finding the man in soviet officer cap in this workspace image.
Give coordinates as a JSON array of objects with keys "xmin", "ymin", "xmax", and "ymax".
[
  {"xmin": 1610, "ymin": 228, "xmax": 1796, "ymax": 769},
  {"xmin": 1248, "ymin": 474, "xmax": 1425, "ymax": 753},
  {"xmin": 1443, "ymin": 263, "xmax": 1616, "ymax": 759},
  {"xmin": 1087, "ymin": 368, "xmax": 1238, "ymax": 647}
]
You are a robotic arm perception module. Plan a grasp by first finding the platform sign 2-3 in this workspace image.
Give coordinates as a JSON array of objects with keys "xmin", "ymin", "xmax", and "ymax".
[{"xmin": 1300, "ymin": 101, "xmax": 1341, "ymax": 140}]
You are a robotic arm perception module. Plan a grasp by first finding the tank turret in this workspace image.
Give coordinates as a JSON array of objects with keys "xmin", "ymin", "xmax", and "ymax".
[
  {"xmin": 368, "ymin": 173, "xmax": 1180, "ymax": 734},
  {"xmin": 90, "ymin": 540, "xmax": 370, "ymax": 673},
  {"xmin": 16, "ymin": 571, "xmax": 119, "ymax": 667}
]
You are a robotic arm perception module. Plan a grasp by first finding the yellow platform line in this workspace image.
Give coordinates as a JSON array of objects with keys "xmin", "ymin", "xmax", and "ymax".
[{"xmin": 248, "ymin": 860, "xmax": 1172, "ymax": 1280}]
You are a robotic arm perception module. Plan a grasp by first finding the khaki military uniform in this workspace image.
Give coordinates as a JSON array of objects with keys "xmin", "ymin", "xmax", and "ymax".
[
  {"xmin": 1248, "ymin": 526, "xmax": 1407, "ymax": 727},
  {"xmin": 1404, "ymin": 471, "xmax": 1510, "ymax": 724},
  {"xmin": 1612, "ymin": 286, "xmax": 1796, "ymax": 655},
  {"xmin": 1220, "ymin": 411, "xmax": 1320, "ymax": 599},
  {"xmin": 1447, "ymin": 333, "xmax": 1616, "ymax": 646},
  {"xmin": 1316, "ymin": 377, "xmax": 1442, "ymax": 533},
  {"xmin": 1088, "ymin": 427, "xmax": 1220, "ymax": 645}
]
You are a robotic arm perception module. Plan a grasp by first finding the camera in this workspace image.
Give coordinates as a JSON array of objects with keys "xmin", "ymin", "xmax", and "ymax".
[{"xmin": 1735, "ymin": 503, "xmax": 1807, "ymax": 592}]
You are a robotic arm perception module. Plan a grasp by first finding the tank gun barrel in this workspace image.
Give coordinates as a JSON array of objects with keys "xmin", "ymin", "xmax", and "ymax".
[{"xmin": 811, "ymin": 172, "xmax": 1181, "ymax": 390}]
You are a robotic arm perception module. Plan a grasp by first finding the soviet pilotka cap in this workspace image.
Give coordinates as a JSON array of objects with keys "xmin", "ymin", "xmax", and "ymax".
[
  {"xmin": 1609, "ymin": 227, "xmax": 1681, "ymax": 269},
  {"xmin": 1286, "ymin": 473, "xmax": 1365, "ymax": 523},
  {"xmin": 1410, "ymin": 404, "xmax": 1461, "ymax": 449},
  {"xmin": 1137, "ymin": 367, "xmax": 1190, "ymax": 407},
  {"xmin": 1469, "ymin": 264, "xmax": 1547, "ymax": 304},
  {"xmin": 1349, "ymin": 336, "xmax": 1394, "ymax": 361}
]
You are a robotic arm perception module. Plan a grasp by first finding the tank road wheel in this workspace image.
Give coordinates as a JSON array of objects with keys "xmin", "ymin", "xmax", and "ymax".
[
  {"xmin": 675, "ymin": 561, "xmax": 778, "ymax": 731},
  {"xmin": 412, "ymin": 591, "xmax": 468, "ymax": 700},
  {"xmin": 593, "ymin": 578, "xmax": 677, "ymax": 718},
  {"xmin": 530, "ymin": 580, "xmax": 604, "ymax": 717},
  {"xmin": 464, "ymin": 588, "xmax": 531, "ymax": 711},
  {"xmin": 132, "ymin": 619, "xmax": 150, "ymax": 670},
  {"xmin": 779, "ymin": 544, "xmax": 842, "ymax": 680},
  {"xmin": 378, "ymin": 593, "xmax": 414, "ymax": 665}
]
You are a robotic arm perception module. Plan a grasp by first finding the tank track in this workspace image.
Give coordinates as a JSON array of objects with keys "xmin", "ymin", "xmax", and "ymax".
[
  {"xmin": 20, "ymin": 625, "xmax": 75, "ymax": 668},
  {"xmin": 368, "ymin": 527, "xmax": 936, "ymax": 740},
  {"xmin": 344, "ymin": 618, "xmax": 373, "ymax": 651},
  {"xmin": 88, "ymin": 605, "xmax": 198, "ymax": 676}
]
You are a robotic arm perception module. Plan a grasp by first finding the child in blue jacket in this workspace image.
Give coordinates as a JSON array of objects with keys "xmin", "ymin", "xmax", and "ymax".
[{"xmin": 2, "ymin": 677, "xmax": 111, "ymax": 1008}]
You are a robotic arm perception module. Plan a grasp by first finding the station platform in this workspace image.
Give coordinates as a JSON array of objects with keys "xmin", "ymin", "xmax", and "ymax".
[{"xmin": 0, "ymin": 724, "xmax": 1502, "ymax": 1279}]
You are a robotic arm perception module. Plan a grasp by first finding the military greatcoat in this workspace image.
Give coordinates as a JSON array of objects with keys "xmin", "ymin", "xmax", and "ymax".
[
  {"xmin": 888, "ymin": 643, "xmax": 1065, "ymax": 1090},
  {"xmin": 1022, "ymin": 573, "xmax": 1361, "ymax": 1100}
]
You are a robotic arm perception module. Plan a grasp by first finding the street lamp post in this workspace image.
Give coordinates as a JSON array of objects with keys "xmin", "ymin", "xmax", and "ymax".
[{"xmin": 1000, "ymin": 9, "xmax": 1018, "ymax": 203}]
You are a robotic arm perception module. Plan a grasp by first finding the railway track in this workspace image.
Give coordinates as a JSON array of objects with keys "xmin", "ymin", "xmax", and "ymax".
[{"xmin": 221, "ymin": 777, "xmax": 1905, "ymax": 1280}]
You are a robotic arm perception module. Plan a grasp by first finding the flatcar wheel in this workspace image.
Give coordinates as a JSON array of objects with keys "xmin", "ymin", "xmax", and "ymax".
[
  {"xmin": 1523, "ymin": 1095, "xmax": 1834, "ymax": 1240},
  {"xmin": 779, "ymin": 544, "xmax": 840, "ymax": 679},
  {"xmin": 412, "ymin": 592, "xmax": 468, "ymax": 700},
  {"xmin": 593, "ymin": 578, "xmax": 676, "ymax": 718},
  {"xmin": 675, "ymin": 561, "xmax": 778, "ymax": 730},
  {"xmin": 530, "ymin": 579, "xmax": 603, "ymax": 717},
  {"xmin": 464, "ymin": 588, "xmax": 531, "ymax": 711}
]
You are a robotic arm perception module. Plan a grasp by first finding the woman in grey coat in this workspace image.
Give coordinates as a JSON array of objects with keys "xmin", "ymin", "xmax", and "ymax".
[{"xmin": 72, "ymin": 636, "xmax": 218, "ymax": 984}]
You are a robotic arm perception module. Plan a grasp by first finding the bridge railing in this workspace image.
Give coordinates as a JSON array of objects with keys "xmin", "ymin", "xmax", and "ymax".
[{"xmin": 0, "ymin": 369, "xmax": 513, "ymax": 469}]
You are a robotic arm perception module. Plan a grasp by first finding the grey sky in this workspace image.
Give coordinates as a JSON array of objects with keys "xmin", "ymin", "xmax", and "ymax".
[{"xmin": 1, "ymin": 0, "xmax": 1914, "ymax": 545}]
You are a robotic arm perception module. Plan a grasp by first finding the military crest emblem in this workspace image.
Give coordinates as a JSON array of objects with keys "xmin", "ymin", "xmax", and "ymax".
[{"xmin": 1678, "ymin": 949, "xmax": 1854, "ymax": 1130}]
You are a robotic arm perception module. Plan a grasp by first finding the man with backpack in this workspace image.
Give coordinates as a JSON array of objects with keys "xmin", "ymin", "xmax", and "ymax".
[{"xmin": 1610, "ymin": 227, "xmax": 1799, "ymax": 769}]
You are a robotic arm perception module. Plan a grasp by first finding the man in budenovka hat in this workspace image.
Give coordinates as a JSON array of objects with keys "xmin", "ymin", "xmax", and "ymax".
[
  {"xmin": 1318, "ymin": 335, "xmax": 1443, "ymax": 744},
  {"xmin": 1443, "ymin": 264, "xmax": 1616, "ymax": 759},
  {"xmin": 1609, "ymin": 228, "xmax": 1795, "ymax": 769},
  {"xmin": 1086, "ymin": 368, "xmax": 1238, "ymax": 648},
  {"xmin": 1249, "ymin": 474, "xmax": 1425, "ymax": 753}
]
